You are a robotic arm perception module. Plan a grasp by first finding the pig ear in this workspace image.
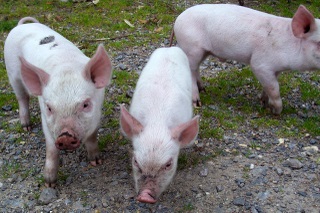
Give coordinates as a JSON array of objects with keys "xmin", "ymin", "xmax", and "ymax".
[
  {"xmin": 171, "ymin": 115, "xmax": 200, "ymax": 148},
  {"xmin": 291, "ymin": 5, "xmax": 316, "ymax": 38},
  {"xmin": 120, "ymin": 104, "xmax": 144, "ymax": 139},
  {"xmin": 84, "ymin": 44, "xmax": 112, "ymax": 89},
  {"xmin": 20, "ymin": 57, "xmax": 49, "ymax": 96}
]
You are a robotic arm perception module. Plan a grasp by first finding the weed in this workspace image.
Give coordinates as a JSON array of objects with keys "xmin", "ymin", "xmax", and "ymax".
[
  {"xmin": 0, "ymin": 160, "xmax": 21, "ymax": 179},
  {"xmin": 35, "ymin": 175, "xmax": 45, "ymax": 186},
  {"xmin": 57, "ymin": 170, "xmax": 69, "ymax": 184},
  {"xmin": 182, "ymin": 202, "xmax": 195, "ymax": 211}
]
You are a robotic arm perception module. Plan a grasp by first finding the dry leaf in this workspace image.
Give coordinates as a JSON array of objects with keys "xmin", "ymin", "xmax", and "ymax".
[
  {"xmin": 124, "ymin": 19, "xmax": 134, "ymax": 28},
  {"xmin": 139, "ymin": 19, "xmax": 148, "ymax": 24},
  {"xmin": 278, "ymin": 138, "xmax": 284, "ymax": 146},
  {"xmin": 154, "ymin": 27, "xmax": 163, "ymax": 33}
]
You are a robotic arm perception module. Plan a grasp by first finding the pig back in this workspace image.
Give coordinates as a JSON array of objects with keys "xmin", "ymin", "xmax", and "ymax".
[
  {"xmin": 5, "ymin": 22, "xmax": 87, "ymax": 74},
  {"xmin": 130, "ymin": 47, "xmax": 193, "ymax": 127},
  {"xmin": 174, "ymin": 4, "xmax": 292, "ymax": 64}
]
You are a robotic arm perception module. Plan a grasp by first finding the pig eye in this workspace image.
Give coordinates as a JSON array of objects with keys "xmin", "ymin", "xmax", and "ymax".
[
  {"xmin": 133, "ymin": 158, "xmax": 139, "ymax": 167},
  {"xmin": 133, "ymin": 157, "xmax": 142, "ymax": 173},
  {"xmin": 164, "ymin": 159, "xmax": 173, "ymax": 170},
  {"xmin": 46, "ymin": 104, "xmax": 52, "ymax": 113},
  {"xmin": 82, "ymin": 100, "xmax": 92, "ymax": 112}
]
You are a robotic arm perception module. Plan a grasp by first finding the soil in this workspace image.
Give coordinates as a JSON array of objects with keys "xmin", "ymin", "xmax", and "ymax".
[{"xmin": 0, "ymin": 0, "xmax": 320, "ymax": 212}]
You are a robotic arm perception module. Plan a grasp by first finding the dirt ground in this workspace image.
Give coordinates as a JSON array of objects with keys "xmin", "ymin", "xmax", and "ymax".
[{"xmin": 0, "ymin": 0, "xmax": 320, "ymax": 212}]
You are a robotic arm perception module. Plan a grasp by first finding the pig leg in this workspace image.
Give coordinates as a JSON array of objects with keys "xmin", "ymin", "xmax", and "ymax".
[
  {"xmin": 44, "ymin": 139, "xmax": 60, "ymax": 187},
  {"xmin": 41, "ymin": 115, "xmax": 59, "ymax": 187},
  {"xmin": 9, "ymin": 78, "xmax": 31, "ymax": 130},
  {"xmin": 84, "ymin": 129, "xmax": 102, "ymax": 166},
  {"xmin": 185, "ymin": 49, "xmax": 208, "ymax": 107},
  {"xmin": 253, "ymin": 68, "xmax": 282, "ymax": 115}
]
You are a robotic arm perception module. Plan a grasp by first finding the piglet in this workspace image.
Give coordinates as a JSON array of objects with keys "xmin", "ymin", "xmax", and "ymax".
[
  {"xmin": 120, "ymin": 47, "xmax": 199, "ymax": 203},
  {"xmin": 173, "ymin": 4, "xmax": 320, "ymax": 114},
  {"xmin": 4, "ymin": 17, "xmax": 112, "ymax": 187}
]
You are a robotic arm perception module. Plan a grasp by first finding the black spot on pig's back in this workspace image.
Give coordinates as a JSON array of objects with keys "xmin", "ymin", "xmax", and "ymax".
[{"xmin": 39, "ymin": 36, "xmax": 55, "ymax": 45}]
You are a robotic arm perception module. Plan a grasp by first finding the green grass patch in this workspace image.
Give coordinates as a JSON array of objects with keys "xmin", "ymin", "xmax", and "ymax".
[
  {"xmin": 0, "ymin": 160, "xmax": 21, "ymax": 179},
  {"xmin": 182, "ymin": 202, "xmax": 195, "ymax": 211},
  {"xmin": 178, "ymin": 152, "xmax": 200, "ymax": 170}
]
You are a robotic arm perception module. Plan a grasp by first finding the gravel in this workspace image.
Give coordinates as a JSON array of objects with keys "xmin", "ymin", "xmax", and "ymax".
[{"xmin": 1, "ymin": 0, "xmax": 320, "ymax": 212}]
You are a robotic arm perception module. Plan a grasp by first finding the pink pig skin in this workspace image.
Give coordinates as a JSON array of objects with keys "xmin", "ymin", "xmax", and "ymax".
[
  {"xmin": 173, "ymin": 4, "xmax": 320, "ymax": 114},
  {"xmin": 4, "ymin": 17, "xmax": 112, "ymax": 187},
  {"xmin": 120, "ymin": 47, "xmax": 199, "ymax": 203}
]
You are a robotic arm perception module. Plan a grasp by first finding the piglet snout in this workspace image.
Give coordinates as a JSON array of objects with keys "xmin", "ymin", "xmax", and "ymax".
[
  {"xmin": 137, "ymin": 189, "xmax": 157, "ymax": 204},
  {"xmin": 55, "ymin": 132, "xmax": 80, "ymax": 150}
]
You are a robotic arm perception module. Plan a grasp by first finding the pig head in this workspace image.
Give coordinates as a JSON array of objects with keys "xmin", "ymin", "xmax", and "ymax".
[
  {"xmin": 120, "ymin": 105, "xmax": 199, "ymax": 203},
  {"xmin": 20, "ymin": 44, "xmax": 111, "ymax": 150},
  {"xmin": 173, "ymin": 4, "xmax": 320, "ymax": 114}
]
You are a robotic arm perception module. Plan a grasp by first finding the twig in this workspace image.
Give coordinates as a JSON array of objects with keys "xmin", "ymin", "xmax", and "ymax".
[{"xmin": 84, "ymin": 34, "xmax": 133, "ymax": 42}]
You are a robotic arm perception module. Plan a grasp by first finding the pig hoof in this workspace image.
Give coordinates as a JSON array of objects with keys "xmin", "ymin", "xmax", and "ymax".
[
  {"xmin": 137, "ymin": 190, "xmax": 157, "ymax": 204},
  {"xmin": 193, "ymin": 100, "xmax": 202, "ymax": 108},
  {"xmin": 45, "ymin": 182, "xmax": 56, "ymax": 188},
  {"xmin": 22, "ymin": 124, "xmax": 32, "ymax": 131},
  {"xmin": 90, "ymin": 159, "xmax": 102, "ymax": 166}
]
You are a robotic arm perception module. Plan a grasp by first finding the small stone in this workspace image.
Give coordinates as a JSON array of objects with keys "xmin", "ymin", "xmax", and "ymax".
[
  {"xmin": 250, "ymin": 164, "xmax": 254, "ymax": 169},
  {"xmin": 80, "ymin": 161, "xmax": 87, "ymax": 167},
  {"xmin": 248, "ymin": 154, "xmax": 256, "ymax": 159},
  {"xmin": 233, "ymin": 197, "xmax": 245, "ymax": 206},
  {"xmin": 8, "ymin": 118, "xmax": 20, "ymax": 125},
  {"xmin": 39, "ymin": 188, "xmax": 58, "ymax": 204},
  {"xmin": 216, "ymin": 185, "xmax": 223, "ymax": 192},
  {"xmin": 275, "ymin": 167, "xmax": 283, "ymax": 175},
  {"xmin": 235, "ymin": 179, "xmax": 245, "ymax": 188},
  {"xmin": 309, "ymin": 139, "xmax": 317, "ymax": 145},
  {"xmin": 257, "ymin": 190, "xmax": 270, "ymax": 200},
  {"xmin": 73, "ymin": 200, "xmax": 84, "ymax": 210},
  {"xmin": 118, "ymin": 63, "xmax": 127, "ymax": 70},
  {"xmin": 115, "ymin": 54, "xmax": 124, "ymax": 61},
  {"xmin": 251, "ymin": 206, "xmax": 259, "ymax": 213},
  {"xmin": 285, "ymin": 158, "xmax": 303, "ymax": 169},
  {"xmin": 303, "ymin": 146, "xmax": 318, "ymax": 154},
  {"xmin": 199, "ymin": 168, "xmax": 208, "ymax": 177},
  {"xmin": 254, "ymin": 205, "xmax": 263, "ymax": 213},
  {"xmin": 297, "ymin": 191, "xmax": 307, "ymax": 197},
  {"xmin": 7, "ymin": 178, "xmax": 15, "ymax": 183},
  {"xmin": 126, "ymin": 90, "xmax": 134, "ymax": 98},
  {"xmin": 246, "ymin": 192, "xmax": 252, "ymax": 196},
  {"xmin": 101, "ymin": 198, "xmax": 108, "ymax": 207},
  {"xmin": 2, "ymin": 105, "xmax": 12, "ymax": 111},
  {"xmin": 65, "ymin": 199, "xmax": 72, "ymax": 205},
  {"xmin": 123, "ymin": 192, "xmax": 135, "ymax": 200}
]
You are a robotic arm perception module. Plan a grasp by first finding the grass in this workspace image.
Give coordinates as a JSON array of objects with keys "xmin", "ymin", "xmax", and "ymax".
[
  {"xmin": 0, "ymin": 160, "xmax": 21, "ymax": 179},
  {"xmin": 182, "ymin": 203, "xmax": 195, "ymax": 211},
  {"xmin": 0, "ymin": 0, "xmax": 319, "ymax": 183}
]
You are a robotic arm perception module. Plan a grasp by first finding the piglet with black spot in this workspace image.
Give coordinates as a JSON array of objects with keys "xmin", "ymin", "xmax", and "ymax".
[{"xmin": 4, "ymin": 17, "xmax": 112, "ymax": 187}]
